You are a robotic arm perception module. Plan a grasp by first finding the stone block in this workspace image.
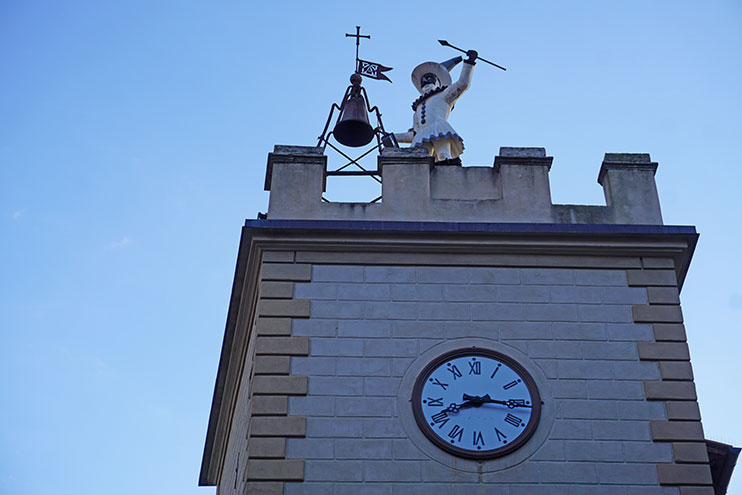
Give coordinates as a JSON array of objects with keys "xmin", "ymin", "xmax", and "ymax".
[
  {"xmin": 338, "ymin": 283, "xmax": 390, "ymax": 301},
  {"xmin": 254, "ymin": 356, "xmax": 291, "ymax": 375},
  {"xmin": 587, "ymin": 380, "xmax": 644, "ymax": 399},
  {"xmin": 290, "ymin": 357, "xmax": 336, "ymax": 376},
  {"xmin": 644, "ymin": 381, "xmax": 697, "ymax": 400},
  {"xmin": 390, "ymin": 284, "xmax": 443, "ymax": 302},
  {"xmin": 471, "ymin": 302, "xmax": 523, "ymax": 321},
  {"xmin": 654, "ymin": 323, "xmax": 687, "ymax": 342},
  {"xmin": 420, "ymin": 461, "xmax": 479, "ymax": 482},
  {"xmin": 248, "ymin": 437, "xmax": 286, "ymax": 458},
  {"xmin": 550, "ymin": 419, "xmax": 592, "ymax": 440},
  {"xmin": 470, "ymin": 267, "xmax": 521, "ymax": 284},
  {"xmin": 626, "ymin": 270, "xmax": 678, "ymax": 287},
  {"xmin": 262, "ymin": 263, "xmax": 312, "ymax": 282},
  {"xmin": 306, "ymin": 418, "xmax": 363, "ymax": 437},
  {"xmin": 392, "ymin": 320, "xmax": 444, "ymax": 338},
  {"xmin": 444, "ymin": 285, "xmax": 498, "ymax": 302},
  {"xmin": 363, "ymin": 418, "xmax": 406, "ymax": 438},
  {"xmin": 597, "ymin": 463, "xmax": 658, "ymax": 484},
  {"xmin": 253, "ymin": 376, "xmax": 308, "ymax": 396},
  {"xmin": 536, "ymin": 462, "xmax": 598, "ymax": 483},
  {"xmin": 579, "ymin": 304, "xmax": 633, "ymax": 323},
  {"xmin": 287, "ymin": 396, "xmax": 335, "ymax": 416},
  {"xmin": 244, "ymin": 481, "xmax": 284, "ymax": 495},
  {"xmin": 365, "ymin": 302, "xmax": 418, "ymax": 320},
  {"xmin": 526, "ymin": 303, "xmax": 579, "ymax": 322},
  {"xmin": 613, "ymin": 361, "xmax": 660, "ymax": 381},
  {"xmin": 364, "ymin": 339, "xmax": 417, "ymax": 357},
  {"xmin": 550, "ymin": 380, "xmax": 587, "ymax": 399},
  {"xmin": 312, "ymin": 265, "xmax": 364, "ymax": 282},
  {"xmin": 416, "ymin": 266, "xmax": 471, "ymax": 284},
  {"xmin": 521, "ymin": 268, "xmax": 573, "ymax": 285},
  {"xmin": 262, "ymin": 251, "xmax": 294, "ymax": 263},
  {"xmin": 673, "ymin": 442, "xmax": 710, "ymax": 463},
  {"xmin": 632, "ymin": 305, "xmax": 684, "ymax": 323},
  {"xmin": 560, "ymin": 399, "xmax": 617, "ymax": 419},
  {"xmin": 416, "ymin": 302, "xmax": 471, "ymax": 320},
  {"xmin": 659, "ymin": 361, "xmax": 694, "ymax": 380},
  {"xmin": 336, "ymin": 357, "xmax": 391, "ymax": 376},
  {"xmin": 365, "ymin": 461, "xmax": 422, "ymax": 482},
  {"xmin": 257, "ymin": 317, "xmax": 293, "ymax": 336},
  {"xmin": 617, "ymin": 400, "xmax": 666, "ymax": 420},
  {"xmin": 259, "ymin": 299, "xmax": 311, "ymax": 318},
  {"xmin": 647, "ymin": 287, "xmax": 680, "ymax": 305},
  {"xmin": 606, "ymin": 323, "xmax": 653, "ymax": 341},
  {"xmin": 260, "ymin": 281, "xmax": 294, "ymax": 299},
  {"xmin": 363, "ymin": 377, "xmax": 401, "ymax": 396},
  {"xmin": 656, "ymin": 463, "xmax": 713, "ymax": 485},
  {"xmin": 601, "ymin": 287, "xmax": 649, "ymax": 304},
  {"xmin": 285, "ymin": 438, "xmax": 334, "ymax": 459},
  {"xmin": 251, "ymin": 396, "xmax": 288, "ymax": 416},
  {"xmin": 311, "ymin": 337, "xmax": 364, "ymax": 356},
  {"xmin": 622, "ymin": 440, "xmax": 673, "ymax": 462},
  {"xmin": 365, "ymin": 266, "xmax": 416, "ymax": 283},
  {"xmin": 256, "ymin": 336, "xmax": 310, "ymax": 356},
  {"xmin": 650, "ymin": 420, "xmax": 705, "ymax": 441},
  {"xmin": 392, "ymin": 439, "xmax": 428, "ymax": 460},
  {"xmin": 291, "ymin": 319, "xmax": 337, "ymax": 337},
  {"xmin": 678, "ymin": 488, "xmax": 715, "ymax": 495},
  {"xmin": 304, "ymin": 460, "xmax": 362, "ymax": 481},
  {"xmin": 294, "ymin": 282, "xmax": 337, "ymax": 300},
  {"xmin": 551, "ymin": 322, "xmax": 605, "ymax": 341},
  {"xmin": 581, "ymin": 342, "xmax": 637, "ymax": 360},
  {"xmin": 335, "ymin": 439, "xmax": 393, "ymax": 459},
  {"xmin": 549, "ymin": 286, "xmax": 602, "ymax": 304},
  {"xmin": 666, "ymin": 401, "xmax": 702, "ymax": 421},
  {"xmin": 530, "ymin": 440, "xmax": 565, "ymax": 461},
  {"xmin": 574, "ymin": 269, "xmax": 627, "ymax": 286},
  {"xmin": 565, "ymin": 440, "xmax": 623, "ymax": 461},
  {"xmin": 557, "ymin": 359, "xmax": 613, "ymax": 379},
  {"xmin": 250, "ymin": 416, "xmax": 307, "ymax": 437},
  {"xmin": 642, "ymin": 258, "xmax": 675, "ymax": 269},
  {"xmin": 592, "ymin": 420, "xmax": 651, "ymax": 440},
  {"xmin": 638, "ymin": 342, "xmax": 690, "ymax": 361},
  {"xmin": 336, "ymin": 397, "xmax": 395, "ymax": 417},
  {"xmin": 310, "ymin": 301, "xmax": 365, "ymax": 319},
  {"xmin": 308, "ymin": 376, "xmax": 363, "ymax": 396},
  {"xmin": 527, "ymin": 341, "xmax": 582, "ymax": 359}
]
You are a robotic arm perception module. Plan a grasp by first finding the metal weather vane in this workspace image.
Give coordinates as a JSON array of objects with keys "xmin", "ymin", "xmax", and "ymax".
[{"xmin": 346, "ymin": 26, "xmax": 393, "ymax": 82}]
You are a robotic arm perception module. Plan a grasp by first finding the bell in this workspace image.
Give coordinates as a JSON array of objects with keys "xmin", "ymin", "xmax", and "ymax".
[{"xmin": 333, "ymin": 75, "xmax": 375, "ymax": 147}]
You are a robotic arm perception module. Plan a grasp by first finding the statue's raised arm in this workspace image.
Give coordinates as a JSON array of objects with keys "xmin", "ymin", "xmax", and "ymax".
[{"xmin": 384, "ymin": 49, "xmax": 477, "ymax": 165}]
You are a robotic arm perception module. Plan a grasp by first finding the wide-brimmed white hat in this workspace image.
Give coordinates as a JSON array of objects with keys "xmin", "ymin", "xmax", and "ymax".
[{"xmin": 411, "ymin": 56, "xmax": 462, "ymax": 93}]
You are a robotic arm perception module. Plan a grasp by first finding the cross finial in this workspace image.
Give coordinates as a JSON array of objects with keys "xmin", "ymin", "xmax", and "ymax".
[{"xmin": 345, "ymin": 26, "xmax": 370, "ymax": 69}]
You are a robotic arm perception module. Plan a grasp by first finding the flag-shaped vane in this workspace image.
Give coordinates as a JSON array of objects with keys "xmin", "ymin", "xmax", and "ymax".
[{"xmin": 357, "ymin": 59, "xmax": 392, "ymax": 82}]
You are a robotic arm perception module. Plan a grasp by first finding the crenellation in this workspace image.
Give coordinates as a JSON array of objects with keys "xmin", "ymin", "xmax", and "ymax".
[{"xmin": 265, "ymin": 145, "xmax": 665, "ymax": 224}]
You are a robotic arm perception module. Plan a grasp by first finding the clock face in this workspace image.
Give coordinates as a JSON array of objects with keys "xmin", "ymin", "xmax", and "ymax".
[{"xmin": 411, "ymin": 348, "xmax": 541, "ymax": 459}]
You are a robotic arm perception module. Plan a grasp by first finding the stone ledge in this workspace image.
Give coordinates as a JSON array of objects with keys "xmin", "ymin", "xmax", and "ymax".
[
  {"xmin": 666, "ymin": 401, "xmax": 702, "ymax": 421},
  {"xmin": 633, "ymin": 305, "xmax": 684, "ymax": 323},
  {"xmin": 638, "ymin": 342, "xmax": 690, "ymax": 361},
  {"xmin": 252, "ymin": 376, "xmax": 308, "ymax": 396},
  {"xmin": 654, "ymin": 324, "xmax": 687, "ymax": 342},
  {"xmin": 248, "ymin": 437, "xmax": 287, "ymax": 459},
  {"xmin": 262, "ymin": 251, "xmax": 295, "ymax": 263},
  {"xmin": 254, "ymin": 356, "xmax": 291, "ymax": 375},
  {"xmin": 258, "ymin": 299, "xmax": 311, "ymax": 318},
  {"xmin": 246, "ymin": 459, "xmax": 305, "ymax": 481},
  {"xmin": 257, "ymin": 318, "xmax": 293, "ymax": 336},
  {"xmin": 261, "ymin": 263, "xmax": 312, "ymax": 282},
  {"xmin": 651, "ymin": 421, "xmax": 705, "ymax": 442},
  {"xmin": 251, "ymin": 396, "xmax": 289, "ymax": 416},
  {"xmin": 660, "ymin": 361, "xmax": 694, "ymax": 381},
  {"xmin": 626, "ymin": 270, "xmax": 678, "ymax": 287},
  {"xmin": 250, "ymin": 417, "xmax": 307, "ymax": 437},
  {"xmin": 261, "ymin": 282, "xmax": 295, "ymax": 299},
  {"xmin": 244, "ymin": 481, "xmax": 284, "ymax": 495},
  {"xmin": 644, "ymin": 381, "xmax": 697, "ymax": 401},
  {"xmin": 647, "ymin": 287, "xmax": 681, "ymax": 305},
  {"xmin": 656, "ymin": 463, "xmax": 713, "ymax": 486},
  {"xmin": 673, "ymin": 442, "xmax": 710, "ymax": 464},
  {"xmin": 256, "ymin": 336, "xmax": 310, "ymax": 356}
]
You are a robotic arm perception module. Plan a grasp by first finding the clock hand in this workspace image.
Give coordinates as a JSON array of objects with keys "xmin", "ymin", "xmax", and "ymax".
[{"xmin": 478, "ymin": 395, "xmax": 533, "ymax": 409}]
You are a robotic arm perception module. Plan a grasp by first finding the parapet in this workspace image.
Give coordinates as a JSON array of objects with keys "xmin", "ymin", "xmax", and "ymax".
[{"xmin": 264, "ymin": 145, "xmax": 663, "ymax": 225}]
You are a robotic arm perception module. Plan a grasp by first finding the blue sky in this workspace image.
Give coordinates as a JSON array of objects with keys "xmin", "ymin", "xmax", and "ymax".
[{"xmin": 1, "ymin": 1, "xmax": 740, "ymax": 493}]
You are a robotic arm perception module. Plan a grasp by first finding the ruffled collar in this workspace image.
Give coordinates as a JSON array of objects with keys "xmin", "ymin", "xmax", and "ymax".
[{"xmin": 412, "ymin": 85, "xmax": 448, "ymax": 111}]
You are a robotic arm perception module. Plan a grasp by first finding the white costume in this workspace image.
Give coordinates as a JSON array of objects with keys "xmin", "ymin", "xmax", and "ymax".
[{"xmin": 393, "ymin": 57, "xmax": 474, "ymax": 162}]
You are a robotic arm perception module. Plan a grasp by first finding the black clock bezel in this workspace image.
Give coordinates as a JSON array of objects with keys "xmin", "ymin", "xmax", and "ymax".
[{"xmin": 411, "ymin": 347, "xmax": 542, "ymax": 460}]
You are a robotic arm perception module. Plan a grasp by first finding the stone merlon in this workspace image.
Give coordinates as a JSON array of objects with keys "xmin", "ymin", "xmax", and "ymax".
[{"xmin": 264, "ymin": 145, "xmax": 663, "ymax": 224}]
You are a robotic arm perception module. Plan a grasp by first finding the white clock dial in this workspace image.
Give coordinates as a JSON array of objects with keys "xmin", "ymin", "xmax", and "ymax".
[{"xmin": 411, "ymin": 348, "xmax": 541, "ymax": 459}]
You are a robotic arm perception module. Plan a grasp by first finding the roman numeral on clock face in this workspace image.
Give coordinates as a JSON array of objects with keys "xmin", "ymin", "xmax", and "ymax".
[
  {"xmin": 504, "ymin": 413, "xmax": 523, "ymax": 427},
  {"xmin": 473, "ymin": 431, "xmax": 485, "ymax": 446},
  {"xmin": 468, "ymin": 360, "xmax": 481, "ymax": 375},
  {"xmin": 447, "ymin": 424, "xmax": 464, "ymax": 442},
  {"xmin": 431, "ymin": 411, "xmax": 449, "ymax": 428},
  {"xmin": 494, "ymin": 427, "xmax": 507, "ymax": 443},
  {"xmin": 447, "ymin": 364, "xmax": 462, "ymax": 380},
  {"xmin": 430, "ymin": 378, "xmax": 449, "ymax": 390},
  {"xmin": 426, "ymin": 397, "xmax": 444, "ymax": 407},
  {"xmin": 503, "ymin": 379, "xmax": 521, "ymax": 390}
]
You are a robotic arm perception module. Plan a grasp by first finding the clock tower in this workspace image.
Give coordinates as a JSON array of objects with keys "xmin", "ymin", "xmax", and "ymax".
[{"xmin": 199, "ymin": 145, "xmax": 736, "ymax": 493}]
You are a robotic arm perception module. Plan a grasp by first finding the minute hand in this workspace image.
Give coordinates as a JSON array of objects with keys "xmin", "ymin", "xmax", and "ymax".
[{"xmin": 480, "ymin": 395, "xmax": 532, "ymax": 409}]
